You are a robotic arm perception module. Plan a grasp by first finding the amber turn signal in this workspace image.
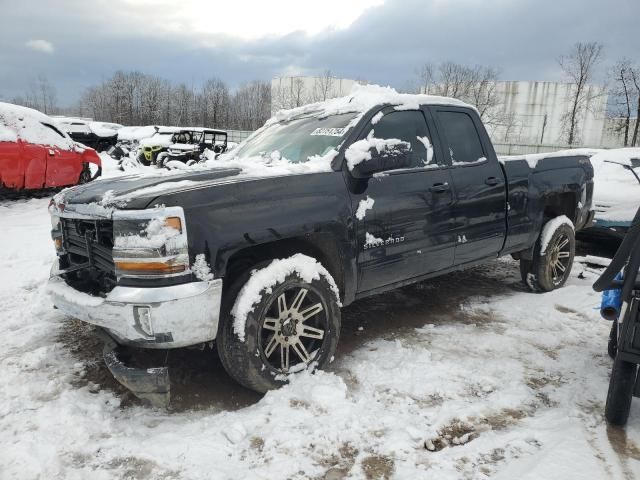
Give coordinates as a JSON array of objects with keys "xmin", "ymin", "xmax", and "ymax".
[
  {"xmin": 115, "ymin": 261, "xmax": 186, "ymax": 274},
  {"xmin": 164, "ymin": 216, "xmax": 182, "ymax": 232}
]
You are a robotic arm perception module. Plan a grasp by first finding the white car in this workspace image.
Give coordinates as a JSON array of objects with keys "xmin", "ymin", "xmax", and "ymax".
[{"xmin": 585, "ymin": 148, "xmax": 640, "ymax": 240}]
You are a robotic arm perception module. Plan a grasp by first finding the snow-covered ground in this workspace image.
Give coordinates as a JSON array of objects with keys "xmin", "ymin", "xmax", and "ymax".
[{"xmin": 1, "ymin": 195, "xmax": 640, "ymax": 479}]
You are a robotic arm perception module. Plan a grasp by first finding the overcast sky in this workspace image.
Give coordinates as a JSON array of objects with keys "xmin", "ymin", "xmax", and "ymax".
[{"xmin": 1, "ymin": 0, "xmax": 638, "ymax": 105}]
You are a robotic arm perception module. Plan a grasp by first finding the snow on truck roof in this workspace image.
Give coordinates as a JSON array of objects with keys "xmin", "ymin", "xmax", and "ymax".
[
  {"xmin": 0, "ymin": 102, "xmax": 74, "ymax": 150},
  {"xmin": 270, "ymin": 84, "xmax": 476, "ymax": 125}
]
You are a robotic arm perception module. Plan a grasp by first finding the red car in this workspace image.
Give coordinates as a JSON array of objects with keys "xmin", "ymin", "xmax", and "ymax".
[{"xmin": 0, "ymin": 102, "xmax": 101, "ymax": 191}]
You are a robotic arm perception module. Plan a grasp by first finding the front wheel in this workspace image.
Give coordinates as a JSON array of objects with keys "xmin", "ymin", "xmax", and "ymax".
[
  {"xmin": 521, "ymin": 218, "xmax": 575, "ymax": 292},
  {"xmin": 217, "ymin": 258, "xmax": 341, "ymax": 393}
]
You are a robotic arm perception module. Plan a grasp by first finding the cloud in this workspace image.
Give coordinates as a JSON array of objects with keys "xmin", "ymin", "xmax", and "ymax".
[
  {"xmin": 1, "ymin": 0, "xmax": 639, "ymax": 105},
  {"xmin": 25, "ymin": 39, "xmax": 54, "ymax": 53}
]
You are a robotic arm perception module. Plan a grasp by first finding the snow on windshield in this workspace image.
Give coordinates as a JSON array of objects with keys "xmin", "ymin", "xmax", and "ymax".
[
  {"xmin": 229, "ymin": 112, "xmax": 356, "ymax": 165},
  {"xmin": 0, "ymin": 102, "xmax": 74, "ymax": 150}
]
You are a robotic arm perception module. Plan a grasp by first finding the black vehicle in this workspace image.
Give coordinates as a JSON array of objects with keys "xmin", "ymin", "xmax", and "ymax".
[
  {"xmin": 56, "ymin": 119, "xmax": 120, "ymax": 152},
  {"xmin": 162, "ymin": 128, "xmax": 228, "ymax": 166},
  {"xmin": 47, "ymin": 91, "xmax": 595, "ymax": 404}
]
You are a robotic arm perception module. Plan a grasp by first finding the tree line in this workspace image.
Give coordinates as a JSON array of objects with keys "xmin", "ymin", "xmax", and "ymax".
[
  {"xmin": 9, "ymin": 72, "xmax": 271, "ymax": 131},
  {"xmin": 5, "ymin": 43, "xmax": 640, "ymax": 146}
]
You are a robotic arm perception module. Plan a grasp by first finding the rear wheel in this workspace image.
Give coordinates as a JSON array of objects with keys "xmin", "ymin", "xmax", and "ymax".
[
  {"xmin": 136, "ymin": 151, "xmax": 150, "ymax": 166},
  {"xmin": 521, "ymin": 220, "xmax": 575, "ymax": 292},
  {"xmin": 217, "ymin": 260, "xmax": 340, "ymax": 393},
  {"xmin": 605, "ymin": 354, "xmax": 638, "ymax": 426}
]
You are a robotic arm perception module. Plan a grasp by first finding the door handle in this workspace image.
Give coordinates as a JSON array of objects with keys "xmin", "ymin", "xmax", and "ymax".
[
  {"xmin": 48, "ymin": 149, "xmax": 55, "ymax": 156},
  {"xmin": 485, "ymin": 176, "xmax": 500, "ymax": 186},
  {"xmin": 429, "ymin": 182, "xmax": 450, "ymax": 193}
]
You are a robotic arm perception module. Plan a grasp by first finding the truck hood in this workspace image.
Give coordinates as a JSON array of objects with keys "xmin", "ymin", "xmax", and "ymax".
[{"xmin": 55, "ymin": 167, "xmax": 243, "ymax": 212}]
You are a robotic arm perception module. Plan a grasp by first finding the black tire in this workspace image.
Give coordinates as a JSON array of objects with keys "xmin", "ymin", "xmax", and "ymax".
[
  {"xmin": 156, "ymin": 152, "xmax": 168, "ymax": 168},
  {"xmin": 78, "ymin": 166, "xmax": 92, "ymax": 184},
  {"xmin": 217, "ymin": 261, "xmax": 341, "ymax": 393},
  {"xmin": 521, "ymin": 220, "xmax": 575, "ymax": 292},
  {"xmin": 605, "ymin": 354, "xmax": 638, "ymax": 426},
  {"xmin": 608, "ymin": 321, "xmax": 618, "ymax": 359},
  {"xmin": 137, "ymin": 151, "xmax": 150, "ymax": 166}
]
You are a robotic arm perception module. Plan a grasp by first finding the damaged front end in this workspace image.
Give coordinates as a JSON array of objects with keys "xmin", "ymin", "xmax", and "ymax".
[
  {"xmin": 97, "ymin": 328, "xmax": 171, "ymax": 408},
  {"xmin": 47, "ymin": 198, "xmax": 223, "ymax": 407}
]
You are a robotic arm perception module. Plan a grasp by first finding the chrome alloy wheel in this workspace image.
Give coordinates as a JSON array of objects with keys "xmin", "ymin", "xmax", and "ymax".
[
  {"xmin": 548, "ymin": 232, "xmax": 572, "ymax": 284},
  {"xmin": 259, "ymin": 286, "xmax": 328, "ymax": 373}
]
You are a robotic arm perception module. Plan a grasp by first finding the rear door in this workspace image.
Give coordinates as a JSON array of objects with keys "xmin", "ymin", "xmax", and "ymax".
[
  {"xmin": 355, "ymin": 108, "xmax": 456, "ymax": 293},
  {"xmin": 431, "ymin": 107, "xmax": 507, "ymax": 264},
  {"xmin": 21, "ymin": 142, "xmax": 47, "ymax": 189}
]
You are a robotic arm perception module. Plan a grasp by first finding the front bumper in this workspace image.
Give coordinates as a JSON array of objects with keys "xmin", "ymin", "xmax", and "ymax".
[{"xmin": 48, "ymin": 265, "xmax": 223, "ymax": 349}]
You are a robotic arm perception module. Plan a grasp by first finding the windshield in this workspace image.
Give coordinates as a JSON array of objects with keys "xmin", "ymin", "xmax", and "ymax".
[{"xmin": 233, "ymin": 112, "xmax": 357, "ymax": 163}]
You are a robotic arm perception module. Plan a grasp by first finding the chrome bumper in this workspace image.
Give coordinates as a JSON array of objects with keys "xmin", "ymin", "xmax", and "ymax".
[{"xmin": 47, "ymin": 266, "xmax": 222, "ymax": 348}]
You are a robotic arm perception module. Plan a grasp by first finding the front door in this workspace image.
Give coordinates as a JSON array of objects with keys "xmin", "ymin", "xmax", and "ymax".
[{"xmin": 354, "ymin": 108, "xmax": 456, "ymax": 293}]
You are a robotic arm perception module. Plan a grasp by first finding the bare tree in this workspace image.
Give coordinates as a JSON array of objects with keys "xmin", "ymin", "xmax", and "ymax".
[
  {"xmin": 312, "ymin": 70, "xmax": 336, "ymax": 102},
  {"xmin": 630, "ymin": 67, "xmax": 640, "ymax": 146},
  {"xmin": 557, "ymin": 42, "xmax": 604, "ymax": 145},
  {"xmin": 608, "ymin": 59, "xmax": 635, "ymax": 146},
  {"xmin": 418, "ymin": 61, "xmax": 508, "ymax": 127}
]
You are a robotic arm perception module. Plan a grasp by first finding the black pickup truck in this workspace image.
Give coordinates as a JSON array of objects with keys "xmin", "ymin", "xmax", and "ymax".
[{"xmin": 47, "ymin": 88, "xmax": 594, "ymax": 402}]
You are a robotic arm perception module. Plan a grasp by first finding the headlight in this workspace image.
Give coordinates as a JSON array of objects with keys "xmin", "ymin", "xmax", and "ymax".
[
  {"xmin": 50, "ymin": 213, "xmax": 63, "ymax": 252},
  {"xmin": 112, "ymin": 206, "xmax": 189, "ymax": 278}
]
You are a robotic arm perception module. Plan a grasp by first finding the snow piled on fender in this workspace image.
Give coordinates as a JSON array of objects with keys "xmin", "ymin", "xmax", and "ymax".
[
  {"xmin": 0, "ymin": 102, "xmax": 74, "ymax": 150},
  {"xmin": 540, "ymin": 215, "xmax": 574, "ymax": 254},
  {"xmin": 231, "ymin": 254, "xmax": 340, "ymax": 342}
]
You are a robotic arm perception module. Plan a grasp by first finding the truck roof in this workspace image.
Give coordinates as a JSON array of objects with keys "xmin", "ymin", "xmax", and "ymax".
[{"xmin": 271, "ymin": 84, "xmax": 476, "ymax": 126}]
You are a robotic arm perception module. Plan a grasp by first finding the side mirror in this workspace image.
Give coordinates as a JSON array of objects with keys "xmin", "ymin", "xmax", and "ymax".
[{"xmin": 351, "ymin": 142, "xmax": 411, "ymax": 178}]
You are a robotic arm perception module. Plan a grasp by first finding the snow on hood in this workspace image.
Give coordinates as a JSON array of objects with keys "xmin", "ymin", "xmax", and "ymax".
[
  {"xmin": 590, "ymin": 148, "xmax": 640, "ymax": 223},
  {"xmin": 0, "ymin": 102, "xmax": 74, "ymax": 150}
]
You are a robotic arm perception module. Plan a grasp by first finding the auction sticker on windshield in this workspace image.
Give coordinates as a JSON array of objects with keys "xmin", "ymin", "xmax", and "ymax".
[{"xmin": 310, "ymin": 127, "xmax": 347, "ymax": 136}]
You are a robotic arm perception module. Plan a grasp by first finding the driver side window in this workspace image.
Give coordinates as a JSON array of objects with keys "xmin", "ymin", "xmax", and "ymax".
[{"xmin": 367, "ymin": 110, "xmax": 434, "ymax": 168}]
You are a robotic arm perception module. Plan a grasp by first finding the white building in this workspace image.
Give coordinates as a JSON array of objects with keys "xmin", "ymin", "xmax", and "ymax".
[
  {"xmin": 271, "ymin": 76, "xmax": 364, "ymax": 115},
  {"xmin": 488, "ymin": 81, "xmax": 608, "ymax": 147}
]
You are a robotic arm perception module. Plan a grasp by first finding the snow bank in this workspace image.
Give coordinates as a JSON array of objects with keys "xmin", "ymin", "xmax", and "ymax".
[
  {"xmin": 355, "ymin": 196, "xmax": 375, "ymax": 220},
  {"xmin": 540, "ymin": 215, "xmax": 574, "ymax": 254},
  {"xmin": 231, "ymin": 254, "xmax": 340, "ymax": 342},
  {"xmin": 0, "ymin": 102, "xmax": 74, "ymax": 150}
]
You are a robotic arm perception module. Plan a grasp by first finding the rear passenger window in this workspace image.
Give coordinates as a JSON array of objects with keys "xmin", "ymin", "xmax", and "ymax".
[
  {"xmin": 437, "ymin": 111, "xmax": 485, "ymax": 165},
  {"xmin": 368, "ymin": 110, "xmax": 435, "ymax": 168}
]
